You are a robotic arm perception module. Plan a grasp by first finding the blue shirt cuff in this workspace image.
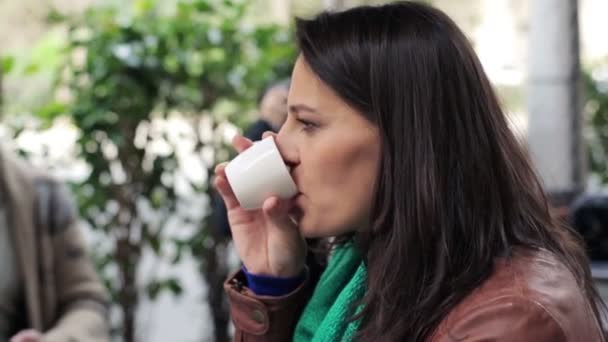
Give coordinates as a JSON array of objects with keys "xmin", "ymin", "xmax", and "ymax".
[{"xmin": 242, "ymin": 266, "xmax": 306, "ymax": 296}]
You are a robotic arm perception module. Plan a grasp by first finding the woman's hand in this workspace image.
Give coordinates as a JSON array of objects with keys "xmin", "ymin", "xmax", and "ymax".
[
  {"xmin": 214, "ymin": 134, "xmax": 306, "ymax": 277},
  {"xmin": 10, "ymin": 330, "xmax": 42, "ymax": 342}
]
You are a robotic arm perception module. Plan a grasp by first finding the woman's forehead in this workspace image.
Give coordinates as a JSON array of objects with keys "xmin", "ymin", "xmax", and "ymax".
[{"xmin": 289, "ymin": 57, "xmax": 343, "ymax": 111}]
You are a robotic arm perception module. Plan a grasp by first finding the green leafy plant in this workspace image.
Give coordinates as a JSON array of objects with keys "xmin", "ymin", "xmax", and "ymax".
[
  {"xmin": 35, "ymin": 0, "xmax": 296, "ymax": 340},
  {"xmin": 1, "ymin": 55, "xmax": 15, "ymax": 74},
  {"xmin": 585, "ymin": 64, "xmax": 608, "ymax": 184}
]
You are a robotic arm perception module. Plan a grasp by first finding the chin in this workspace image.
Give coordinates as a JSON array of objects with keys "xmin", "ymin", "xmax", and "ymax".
[
  {"xmin": 297, "ymin": 223, "xmax": 317, "ymax": 238},
  {"xmin": 297, "ymin": 219, "xmax": 325, "ymax": 238},
  {"xmin": 299, "ymin": 218, "xmax": 348, "ymax": 239}
]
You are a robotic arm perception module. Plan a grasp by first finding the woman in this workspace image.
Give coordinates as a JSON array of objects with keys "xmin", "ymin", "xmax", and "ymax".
[{"xmin": 214, "ymin": 2, "xmax": 606, "ymax": 341}]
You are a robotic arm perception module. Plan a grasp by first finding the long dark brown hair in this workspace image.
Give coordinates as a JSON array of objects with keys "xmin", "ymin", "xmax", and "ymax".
[{"xmin": 295, "ymin": 1, "xmax": 606, "ymax": 341}]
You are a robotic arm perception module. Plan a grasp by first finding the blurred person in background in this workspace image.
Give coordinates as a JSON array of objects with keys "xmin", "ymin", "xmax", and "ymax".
[
  {"xmin": 253, "ymin": 79, "xmax": 291, "ymax": 139},
  {"xmin": 0, "ymin": 147, "xmax": 110, "ymax": 342}
]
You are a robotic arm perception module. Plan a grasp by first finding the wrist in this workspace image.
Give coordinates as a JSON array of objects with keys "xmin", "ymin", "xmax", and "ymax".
[
  {"xmin": 246, "ymin": 263, "xmax": 305, "ymax": 278},
  {"xmin": 242, "ymin": 266, "xmax": 307, "ymax": 296}
]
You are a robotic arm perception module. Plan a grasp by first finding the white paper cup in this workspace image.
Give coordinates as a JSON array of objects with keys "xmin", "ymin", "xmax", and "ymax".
[{"xmin": 224, "ymin": 136, "xmax": 298, "ymax": 210}]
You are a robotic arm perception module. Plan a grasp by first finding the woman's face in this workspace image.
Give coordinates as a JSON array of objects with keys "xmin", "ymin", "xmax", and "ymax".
[{"xmin": 277, "ymin": 56, "xmax": 381, "ymax": 238}]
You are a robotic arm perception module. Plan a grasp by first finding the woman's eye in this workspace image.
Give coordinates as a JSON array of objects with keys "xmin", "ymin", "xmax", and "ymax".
[{"xmin": 297, "ymin": 119, "xmax": 318, "ymax": 132}]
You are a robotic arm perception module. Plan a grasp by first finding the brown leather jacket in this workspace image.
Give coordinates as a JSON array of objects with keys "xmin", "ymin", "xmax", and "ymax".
[{"xmin": 225, "ymin": 248, "xmax": 605, "ymax": 341}]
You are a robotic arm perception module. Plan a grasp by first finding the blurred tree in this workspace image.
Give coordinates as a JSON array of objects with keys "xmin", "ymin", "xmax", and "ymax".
[
  {"xmin": 33, "ymin": 0, "xmax": 296, "ymax": 340},
  {"xmin": 586, "ymin": 64, "xmax": 608, "ymax": 184},
  {"xmin": 0, "ymin": 55, "xmax": 14, "ymax": 115}
]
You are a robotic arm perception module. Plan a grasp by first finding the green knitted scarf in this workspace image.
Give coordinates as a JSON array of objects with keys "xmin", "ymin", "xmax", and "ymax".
[{"xmin": 294, "ymin": 243, "xmax": 366, "ymax": 342}]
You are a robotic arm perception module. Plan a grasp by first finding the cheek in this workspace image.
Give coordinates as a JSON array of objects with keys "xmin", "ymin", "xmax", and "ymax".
[{"xmin": 303, "ymin": 138, "xmax": 379, "ymax": 234}]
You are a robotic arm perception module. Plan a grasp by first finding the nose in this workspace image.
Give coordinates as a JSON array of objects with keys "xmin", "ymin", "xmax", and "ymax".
[{"xmin": 273, "ymin": 128, "xmax": 299, "ymax": 170}]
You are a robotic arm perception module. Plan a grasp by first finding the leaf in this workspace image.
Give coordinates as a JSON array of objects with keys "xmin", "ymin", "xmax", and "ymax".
[
  {"xmin": 24, "ymin": 63, "xmax": 40, "ymax": 75},
  {"xmin": 46, "ymin": 8, "xmax": 68, "ymax": 24},
  {"xmin": 167, "ymin": 278, "xmax": 183, "ymax": 296},
  {"xmin": 26, "ymin": 32, "xmax": 67, "ymax": 75},
  {"xmin": 1, "ymin": 56, "xmax": 15, "ymax": 74},
  {"xmin": 171, "ymin": 241, "xmax": 184, "ymax": 264},
  {"xmin": 145, "ymin": 278, "xmax": 183, "ymax": 300},
  {"xmin": 146, "ymin": 282, "xmax": 162, "ymax": 300},
  {"xmin": 134, "ymin": 0, "xmax": 155, "ymax": 14},
  {"xmin": 36, "ymin": 101, "xmax": 68, "ymax": 120},
  {"xmin": 193, "ymin": 0, "xmax": 213, "ymax": 12},
  {"xmin": 149, "ymin": 234, "xmax": 161, "ymax": 255}
]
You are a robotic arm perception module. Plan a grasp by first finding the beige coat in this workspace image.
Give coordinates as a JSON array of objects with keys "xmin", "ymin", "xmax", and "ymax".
[{"xmin": 1, "ymin": 148, "xmax": 110, "ymax": 341}]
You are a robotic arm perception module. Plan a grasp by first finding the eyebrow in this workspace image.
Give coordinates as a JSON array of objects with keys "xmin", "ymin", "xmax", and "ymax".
[{"xmin": 288, "ymin": 104, "xmax": 318, "ymax": 114}]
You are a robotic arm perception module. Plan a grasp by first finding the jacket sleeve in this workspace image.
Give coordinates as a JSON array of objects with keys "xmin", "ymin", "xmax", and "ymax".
[
  {"xmin": 41, "ymin": 182, "xmax": 111, "ymax": 342},
  {"xmin": 434, "ymin": 296, "xmax": 570, "ymax": 342},
  {"xmin": 224, "ymin": 268, "xmax": 312, "ymax": 342}
]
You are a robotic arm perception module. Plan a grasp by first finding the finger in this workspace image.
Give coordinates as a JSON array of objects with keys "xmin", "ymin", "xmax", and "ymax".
[
  {"xmin": 262, "ymin": 196, "xmax": 294, "ymax": 225},
  {"xmin": 232, "ymin": 134, "xmax": 253, "ymax": 153},
  {"xmin": 261, "ymin": 131, "xmax": 277, "ymax": 140},
  {"xmin": 11, "ymin": 331, "xmax": 28, "ymax": 339},
  {"xmin": 10, "ymin": 330, "xmax": 40, "ymax": 342},
  {"xmin": 214, "ymin": 162, "xmax": 228, "ymax": 176},
  {"xmin": 214, "ymin": 176, "xmax": 240, "ymax": 210},
  {"xmin": 262, "ymin": 196, "xmax": 280, "ymax": 214}
]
